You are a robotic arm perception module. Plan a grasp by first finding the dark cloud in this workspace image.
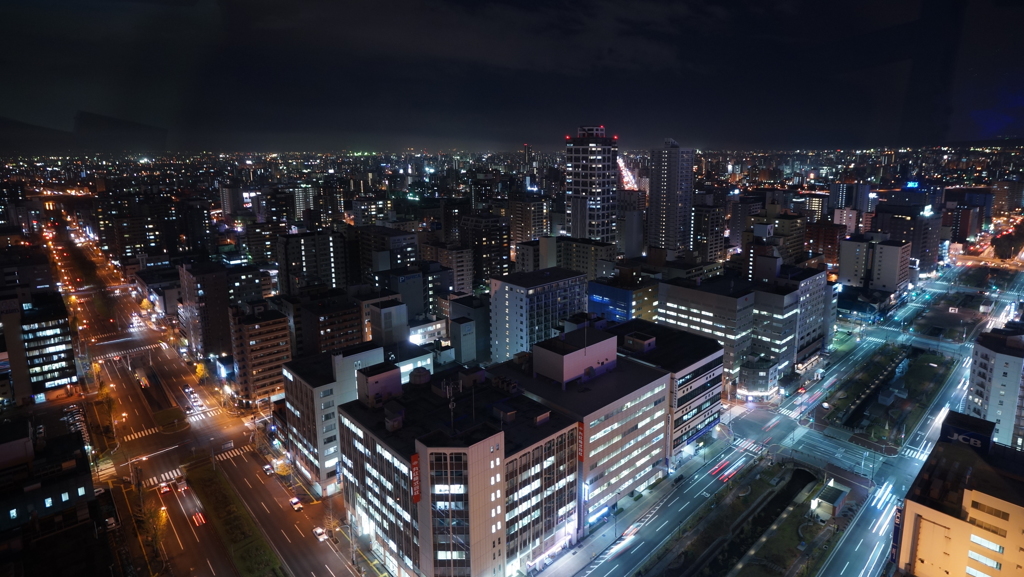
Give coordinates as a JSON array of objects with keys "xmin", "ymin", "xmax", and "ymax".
[{"xmin": 0, "ymin": 0, "xmax": 1022, "ymax": 153}]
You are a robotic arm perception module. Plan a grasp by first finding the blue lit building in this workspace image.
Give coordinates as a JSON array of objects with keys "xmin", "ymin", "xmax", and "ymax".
[{"xmin": 586, "ymin": 264, "xmax": 659, "ymax": 323}]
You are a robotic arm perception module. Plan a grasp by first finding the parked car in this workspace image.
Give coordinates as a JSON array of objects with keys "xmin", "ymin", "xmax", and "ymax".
[{"xmin": 313, "ymin": 527, "xmax": 328, "ymax": 541}]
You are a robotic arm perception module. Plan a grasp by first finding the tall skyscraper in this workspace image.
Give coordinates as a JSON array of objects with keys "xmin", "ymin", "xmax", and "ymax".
[
  {"xmin": 647, "ymin": 139, "xmax": 694, "ymax": 256},
  {"xmin": 508, "ymin": 198, "xmax": 549, "ymax": 261},
  {"xmin": 565, "ymin": 126, "xmax": 618, "ymax": 243},
  {"xmin": 828, "ymin": 183, "xmax": 872, "ymax": 213}
]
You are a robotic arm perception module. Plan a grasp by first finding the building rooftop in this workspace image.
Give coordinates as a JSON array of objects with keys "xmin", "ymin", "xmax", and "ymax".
[
  {"xmin": 135, "ymin": 266, "xmax": 180, "ymax": 286},
  {"xmin": 359, "ymin": 362, "xmax": 398, "ymax": 378},
  {"xmin": 908, "ymin": 439, "xmax": 1024, "ymax": 518},
  {"xmin": 340, "ymin": 366, "xmax": 578, "ymax": 459},
  {"xmin": 235, "ymin": 308, "xmax": 287, "ymax": 326},
  {"xmin": 534, "ymin": 328, "xmax": 615, "ymax": 356},
  {"xmin": 284, "ymin": 352, "xmax": 335, "ymax": 388},
  {"xmin": 600, "ymin": 319, "xmax": 723, "ymax": 374},
  {"xmin": 976, "ymin": 328, "xmax": 1024, "ymax": 359},
  {"xmin": 360, "ymin": 225, "xmax": 416, "ymax": 237},
  {"xmin": 664, "ymin": 270, "xmax": 755, "ymax": 298},
  {"xmin": 487, "ymin": 354, "xmax": 669, "ymax": 420},
  {"xmin": 495, "ymin": 267, "xmax": 586, "ymax": 288}
]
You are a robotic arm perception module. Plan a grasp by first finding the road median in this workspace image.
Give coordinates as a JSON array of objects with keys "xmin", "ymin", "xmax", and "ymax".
[{"xmin": 186, "ymin": 460, "xmax": 283, "ymax": 577}]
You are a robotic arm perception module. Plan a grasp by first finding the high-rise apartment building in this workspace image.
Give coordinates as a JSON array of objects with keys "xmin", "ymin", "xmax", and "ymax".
[
  {"xmin": 508, "ymin": 199, "xmax": 549, "ymax": 261},
  {"xmin": 647, "ymin": 139, "xmax": 694, "ymax": 255},
  {"xmin": 969, "ymin": 328, "xmax": 1024, "ymax": 447},
  {"xmin": 514, "ymin": 236, "xmax": 616, "ymax": 281},
  {"xmin": 565, "ymin": 126, "xmax": 618, "ymax": 243},
  {"xmin": 229, "ymin": 303, "xmax": 291, "ymax": 403},
  {"xmin": 489, "ymin": 268, "xmax": 587, "ymax": 363},
  {"xmin": 872, "ymin": 204, "xmax": 942, "ymax": 273},
  {"xmin": 357, "ymin": 225, "xmax": 418, "ymax": 284},
  {"xmin": 829, "ymin": 183, "xmax": 871, "ymax": 213},
  {"xmin": 460, "ymin": 213, "xmax": 510, "ymax": 288},
  {"xmin": 837, "ymin": 234, "xmax": 912, "ymax": 294},
  {"xmin": 833, "ymin": 208, "xmax": 859, "ymax": 236},
  {"xmin": 374, "ymin": 261, "xmax": 454, "ymax": 318},
  {"xmin": 419, "ymin": 242, "xmax": 474, "ymax": 296},
  {"xmin": 690, "ymin": 194, "xmax": 726, "ymax": 263},
  {"xmin": 178, "ymin": 262, "xmax": 263, "ymax": 359},
  {"xmin": 804, "ymin": 222, "xmax": 848, "ymax": 266},
  {"xmin": 277, "ymin": 231, "xmax": 346, "ymax": 296}
]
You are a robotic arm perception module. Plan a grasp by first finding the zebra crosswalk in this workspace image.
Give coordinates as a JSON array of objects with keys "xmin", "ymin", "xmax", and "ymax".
[
  {"xmin": 94, "ymin": 459, "xmax": 117, "ymax": 481},
  {"xmin": 94, "ymin": 342, "xmax": 163, "ymax": 361},
  {"xmin": 901, "ymin": 442, "xmax": 933, "ymax": 462},
  {"xmin": 779, "ymin": 407, "xmax": 799, "ymax": 418},
  {"xmin": 143, "ymin": 468, "xmax": 182, "ymax": 488},
  {"xmin": 215, "ymin": 444, "xmax": 254, "ymax": 462},
  {"xmin": 188, "ymin": 408, "xmax": 222, "ymax": 422},
  {"xmin": 124, "ymin": 427, "xmax": 158, "ymax": 441}
]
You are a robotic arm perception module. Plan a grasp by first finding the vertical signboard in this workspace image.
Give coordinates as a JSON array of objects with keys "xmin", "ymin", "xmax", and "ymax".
[
  {"xmin": 889, "ymin": 504, "xmax": 903, "ymax": 564},
  {"xmin": 577, "ymin": 422, "xmax": 585, "ymax": 462},
  {"xmin": 410, "ymin": 453, "xmax": 421, "ymax": 503}
]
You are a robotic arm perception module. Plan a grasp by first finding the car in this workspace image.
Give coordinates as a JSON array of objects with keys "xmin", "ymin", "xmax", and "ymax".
[
  {"xmin": 105, "ymin": 517, "xmax": 119, "ymax": 530},
  {"xmin": 289, "ymin": 497, "xmax": 303, "ymax": 511},
  {"xmin": 192, "ymin": 512, "xmax": 207, "ymax": 526},
  {"xmin": 822, "ymin": 402, "xmax": 831, "ymax": 410},
  {"xmin": 184, "ymin": 407, "xmax": 194, "ymax": 415},
  {"xmin": 263, "ymin": 464, "xmax": 275, "ymax": 476},
  {"xmin": 709, "ymin": 460, "xmax": 730, "ymax": 476},
  {"xmin": 174, "ymin": 476, "xmax": 188, "ymax": 492},
  {"xmin": 313, "ymin": 526, "xmax": 328, "ymax": 542},
  {"xmin": 797, "ymin": 387, "xmax": 806, "ymax": 394},
  {"xmin": 94, "ymin": 487, "xmax": 105, "ymax": 496},
  {"xmin": 193, "ymin": 400, "xmax": 204, "ymax": 409},
  {"xmin": 158, "ymin": 483, "xmax": 171, "ymax": 494}
]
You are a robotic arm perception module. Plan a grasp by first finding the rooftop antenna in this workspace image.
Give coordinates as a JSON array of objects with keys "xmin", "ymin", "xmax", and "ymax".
[{"xmin": 442, "ymin": 379, "xmax": 463, "ymax": 433}]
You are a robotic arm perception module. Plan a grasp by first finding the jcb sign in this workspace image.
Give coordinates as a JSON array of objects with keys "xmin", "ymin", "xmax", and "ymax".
[{"xmin": 947, "ymin": 431, "xmax": 983, "ymax": 447}]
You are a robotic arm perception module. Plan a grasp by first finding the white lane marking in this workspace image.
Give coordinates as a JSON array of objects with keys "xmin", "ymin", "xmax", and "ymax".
[
  {"xmin": 841, "ymin": 561, "xmax": 850, "ymax": 575},
  {"xmin": 602, "ymin": 565, "xmax": 620, "ymax": 577},
  {"xmin": 656, "ymin": 519, "xmax": 670, "ymax": 532}
]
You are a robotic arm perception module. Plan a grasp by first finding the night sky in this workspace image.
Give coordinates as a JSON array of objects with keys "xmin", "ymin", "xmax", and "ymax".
[{"xmin": 2, "ymin": 0, "xmax": 1023, "ymax": 152}]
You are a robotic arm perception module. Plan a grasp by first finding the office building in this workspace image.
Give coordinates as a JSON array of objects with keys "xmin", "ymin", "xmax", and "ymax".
[
  {"xmin": 490, "ymin": 330, "xmax": 672, "ymax": 535},
  {"xmin": 0, "ymin": 289, "xmax": 76, "ymax": 405},
  {"xmin": 337, "ymin": 366, "xmax": 579, "ymax": 577},
  {"xmin": 795, "ymin": 192, "xmax": 831, "ymax": 223},
  {"xmin": 229, "ymin": 303, "xmax": 292, "ymax": 403},
  {"xmin": 837, "ymin": 234, "xmax": 912, "ymax": 294},
  {"xmin": 515, "ymin": 236, "xmax": 616, "ymax": 281},
  {"xmin": 970, "ymin": 328, "xmax": 1024, "ymax": 447},
  {"xmin": 647, "ymin": 139, "xmax": 695, "ymax": 256},
  {"xmin": 277, "ymin": 230, "xmax": 346, "ymax": 296},
  {"xmin": 0, "ymin": 246, "xmax": 55, "ymax": 292},
  {"xmin": 460, "ymin": 213, "xmax": 511, "ymax": 288},
  {"xmin": 565, "ymin": 126, "xmax": 618, "ymax": 243},
  {"xmin": 489, "ymin": 268, "xmax": 587, "ymax": 363},
  {"xmin": 739, "ymin": 203, "xmax": 807, "ymax": 272},
  {"xmin": 348, "ymin": 285, "xmax": 403, "ymax": 343},
  {"xmin": 587, "ymin": 264, "xmax": 659, "ymax": 323},
  {"xmin": 601, "ymin": 319, "xmax": 724, "ymax": 466},
  {"xmin": 657, "ymin": 264, "xmax": 834, "ymax": 399},
  {"xmin": 357, "ymin": 225, "xmax": 418, "ymax": 284},
  {"xmin": 894, "ymin": 411, "xmax": 1024, "ymax": 577},
  {"xmin": 419, "ymin": 242, "xmax": 474, "ymax": 296}
]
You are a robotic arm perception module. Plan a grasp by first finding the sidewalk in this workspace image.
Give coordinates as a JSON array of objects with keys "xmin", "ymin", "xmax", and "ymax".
[{"xmin": 538, "ymin": 435, "xmax": 733, "ymax": 577}]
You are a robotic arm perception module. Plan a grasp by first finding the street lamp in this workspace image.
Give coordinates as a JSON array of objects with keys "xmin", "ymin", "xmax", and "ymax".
[
  {"xmin": 613, "ymin": 491, "xmax": 622, "ymax": 540},
  {"xmin": 698, "ymin": 441, "xmax": 705, "ymax": 465}
]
